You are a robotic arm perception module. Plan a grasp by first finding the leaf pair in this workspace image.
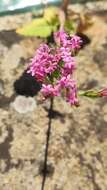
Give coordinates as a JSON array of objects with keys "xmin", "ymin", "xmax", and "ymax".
[
  {"xmin": 16, "ymin": 7, "xmax": 59, "ymax": 38},
  {"xmin": 16, "ymin": 6, "xmax": 75, "ymax": 38}
]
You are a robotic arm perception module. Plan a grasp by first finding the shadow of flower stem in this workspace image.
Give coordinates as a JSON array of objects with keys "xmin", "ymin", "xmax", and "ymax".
[{"xmin": 41, "ymin": 97, "xmax": 54, "ymax": 190}]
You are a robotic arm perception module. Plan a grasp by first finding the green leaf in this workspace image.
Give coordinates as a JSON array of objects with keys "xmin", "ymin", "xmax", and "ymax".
[
  {"xmin": 44, "ymin": 7, "xmax": 59, "ymax": 32},
  {"xmin": 79, "ymin": 90, "xmax": 99, "ymax": 98},
  {"xmin": 44, "ymin": 7, "xmax": 59, "ymax": 23},
  {"xmin": 51, "ymin": 17, "xmax": 59, "ymax": 32},
  {"xmin": 59, "ymin": 60, "xmax": 64, "ymax": 67},
  {"xmin": 16, "ymin": 18, "xmax": 52, "ymax": 38},
  {"xmin": 64, "ymin": 20, "xmax": 76, "ymax": 34},
  {"xmin": 52, "ymin": 69, "xmax": 60, "ymax": 79}
]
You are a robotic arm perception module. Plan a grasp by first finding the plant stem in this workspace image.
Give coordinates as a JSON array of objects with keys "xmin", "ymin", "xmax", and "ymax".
[
  {"xmin": 59, "ymin": 0, "xmax": 69, "ymax": 30},
  {"xmin": 61, "ymin": 0, "xmax": 69, "ymax": 13},
  {"xmin": 41, "ymin": 97, "xmax": 54, "ymax": 190}
]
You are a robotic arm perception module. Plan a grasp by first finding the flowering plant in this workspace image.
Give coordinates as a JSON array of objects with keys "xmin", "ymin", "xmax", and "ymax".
[
  {"xmin": 27, "ymin": 30, "xmax": 82, "ymax": 105},
  {"xmin": 27, "ymin": 30, "xmax": 107, "ymax": 107},
  {"xmin": 26, "ymin": 30, "xmax": 107, "ymax": 190}
]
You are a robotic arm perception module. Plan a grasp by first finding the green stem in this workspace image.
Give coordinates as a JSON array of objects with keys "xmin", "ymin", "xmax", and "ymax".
[{"xmin": 78, "ymin": 90, "xmax": 99, "ymax": 98}]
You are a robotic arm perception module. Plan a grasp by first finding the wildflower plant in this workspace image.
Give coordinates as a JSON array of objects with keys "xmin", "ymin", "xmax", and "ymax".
[
  {"xmin": 16, "ymin": 1, "xmax": 107, "ymax": 190},
  {"xmin": 27, "ymin": 30, "xmax": 107, "ymax": 190},
  {"xmin": 27, "ymin": 30, "xmax": 82, "ymax": 105},
  {"xmin": 27, "ymin": 30, "xmax": 107, "ymax": 103}
]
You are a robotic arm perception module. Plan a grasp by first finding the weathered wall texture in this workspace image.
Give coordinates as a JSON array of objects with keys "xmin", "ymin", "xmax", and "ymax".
[{"xmin": 0, "ymin": 1, "xmax": 107, "ymax": 190}]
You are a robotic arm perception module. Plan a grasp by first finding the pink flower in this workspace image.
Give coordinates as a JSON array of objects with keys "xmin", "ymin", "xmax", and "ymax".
[
  {"xmin": 66, "ymin": 87, "xmax": 78, "ymax": 105},
  {"xmin": 70, "ymin": 35, "xmax": 82, "ymax": 49},
  {"xmin": 98, "ymin": 88, "xmax": 107, "ymax": 97},
  {"xmin": 27, "ymin": 44, "xmax": 59, "ymax": 82},
  {"xmin": 36, "ymin": 44, "xmax": 50, "ymax": 54},
  {"xmin": 57, "ymin": 75, "xmax": 75, "ymax": 88},
  {"xmin": 54, "ymin": 31, "xmax": 82, "ymax": 50},
  {"xmin": 54, "ymin": 30, "xmax": 68, "ymax": 46},
  {"xmin": 41, "ymin": 84, "xmax": 60, "ymax": 97},
  {"xmin": 57, "ymin": 75, "xmax": 78, "ymax": 105},
  {"xmin": 63, "ymin": 60, "xmax": 75, "ymax": 75},
  {"xmin": 57, "ymin": 47, "xmax": 76, "ymax": 75},
  {"xmin": 58, "ymin": 47, "xmax": 71, "ymax": 61},
  {"xmin": 58, "ymin": 47, "xmax": 70, "ymax": 56}
]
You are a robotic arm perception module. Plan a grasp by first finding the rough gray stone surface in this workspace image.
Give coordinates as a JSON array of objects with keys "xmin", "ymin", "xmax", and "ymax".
[{"xmin": 0, "ymin": 1, "xmax": 107, "ymax": 190}]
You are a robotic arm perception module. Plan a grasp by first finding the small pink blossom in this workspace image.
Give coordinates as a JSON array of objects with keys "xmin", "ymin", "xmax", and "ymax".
[
  {"xmin": 98, "ymin": 88, "xmax": 107, "ymax": 97},
  {"xmin": 54, "ymin": 30, "xmax": 68, "ymax": 46},
  {"xmin": 41, "ymin": 84, "xmax": 60, "ymax": 97},
  {"xmin": 57, "ymin": 75, "xmax": 75, "ymax": 88},
  {"xmin": 27, "ymin": 44, "xmax": 59, "ymax": 81},
  {"xmin": 63, "ymin": 60, "xmax": 76, "ymax": 76},
  {"xmin": 57, "ymin": 75, "xmax": 78, "ymax": 105},
  {"xmin": 66, "ymin": 87, "xmax": 78, "ymax": 105},
  {"xmin": 70, "ymin": 35, "xmax": 82, "ymax": 49},
  {"xmin": 54, "ymin": 31, "xmax": 82, "ymax": 50},
  {"xmin": 36, "ymin": 44, "xmax": 50, "ymax": 54}
]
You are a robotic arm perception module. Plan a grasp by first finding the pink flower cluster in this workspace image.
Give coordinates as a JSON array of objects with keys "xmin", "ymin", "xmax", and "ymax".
[
  {"xmin": 27, "ymin": 31, "xmax": 82, "ymax": 105},
  {"xmin": 54, "ymin": 30, "xmax": 82, "ymax": 49},
  {"xmin": 98, "ymin": 88, "xmax": 107, "ymax": 97},
  {"xmin": 27, "ymin": 44, "xmax": 60, "ymax": 82}
]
